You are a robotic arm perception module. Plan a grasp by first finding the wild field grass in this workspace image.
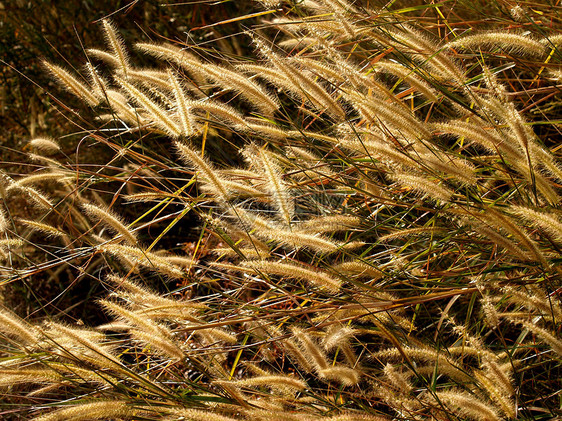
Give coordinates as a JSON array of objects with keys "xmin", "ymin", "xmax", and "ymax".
[{"xmin": 1, "ymin": 0, "xmax": 562, "ymax": 420}]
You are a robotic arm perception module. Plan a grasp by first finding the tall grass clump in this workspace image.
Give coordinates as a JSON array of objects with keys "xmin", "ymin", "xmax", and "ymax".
[{"xmin": 1, "ymin": 1, "xmax": 562, "ymax": 419}]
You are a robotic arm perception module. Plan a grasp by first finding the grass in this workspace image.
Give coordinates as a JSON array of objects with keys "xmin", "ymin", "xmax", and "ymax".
[{"xmin": 1, "ymin": 0, "xmax": 562, "ymax": 420}]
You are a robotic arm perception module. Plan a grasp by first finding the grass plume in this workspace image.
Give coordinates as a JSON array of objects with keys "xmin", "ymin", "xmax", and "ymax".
[{"xmin": 4, "ymin": 1, "xmax": 562, "ymax": 419}]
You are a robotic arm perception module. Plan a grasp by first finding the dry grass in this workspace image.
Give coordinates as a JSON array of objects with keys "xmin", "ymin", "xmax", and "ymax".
[{"xmin": 1, "ymin": 1, "xmax": 562, "ymax": 420}]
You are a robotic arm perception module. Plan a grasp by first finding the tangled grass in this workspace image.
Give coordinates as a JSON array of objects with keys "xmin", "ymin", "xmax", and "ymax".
[{"xmin": 1, "ymin": 1, "xmax": 562, "ymax": 420}]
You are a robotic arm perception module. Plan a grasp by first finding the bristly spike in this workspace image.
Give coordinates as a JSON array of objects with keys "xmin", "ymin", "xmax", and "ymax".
[
  {"xmin": 82, "ymin": 202, "xmax": 137, "ymax": 245},
  {"xmin": 242, "ymin": 260, "xmax": 341, "ymax": 292},
  {"xmin": 168, "ymin": 70, "xmax": 195, "ymax": 137},
  {"xmin": 116, "ymin": 77, "xmax": 181, "ymax": 137},
  {"xmin": 509, "ymin": 206, "xmax": 562, "ymax": 243},
  {"xmin": 175, "ymin": 141, "xmax": 230, "ymax": 201},
  {"xmin": 137, "ymin": 42, "xmax": 279, "ymax": 116},
  {"xmin": 0, "ymin": 306, "xmax": 40, "ymax": 346},
  {"xmin": 43, "ymin": 61, "xmax": 100, "ymax": 107},
  {"xmin": 291, "ymin": 327, "xmax": 329, "ymax": 371},
  {"xmin": 390, "ymin": 172, "xmax": 453, "ymax": 203},
  {"xmin": 434, "ymin": 390, "xmax": 501, "ymax": 421},
  {"xmin": 101, "ymin": 19, "xmax": 130, "ymax": 76},
  {"xmin": 250, "ymin": 145, "xmax": 294, "ymax": 227},
  {"xmin": 32, "ymin": 400, "xmax": 131, "ymax": 421},
  {"xmin": 251, "ymin": 35, "xmax": 346, "ymax": 120},
  {"xmin": 29, "ymin": 138, "xmax": 61, "ymax": 154},
  {"xmin": 446, "ymin": 31, "xmax": 546, "ymax": 57},
  {"xmin": 98, "ymin": 244, "xmax": 185, "ymax": 278}
]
